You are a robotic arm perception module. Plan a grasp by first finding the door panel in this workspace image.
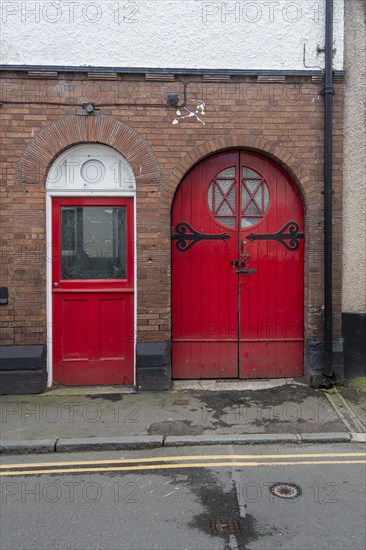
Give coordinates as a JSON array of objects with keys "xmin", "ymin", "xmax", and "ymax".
[
  {"xmin": 59, "ymin": 297, "xmax": 90, "ymax": 359},
  {"xmin": 172, "ymin": 150, "xmax": 304, "ymax": 379},
  {"xmin": 52, "ymin": 197, "xmax": 134, "ymax": 385},
  {"xmin": 238, "ymin": 151, "xmax": 304, "ymax": 377},
  {"xmin": 172, "ymin": 151, "xmax": 239, "ymax": 378},
  {"xmin": 99, "ymin": 297, "xmax": 128, "ymax": 359}
]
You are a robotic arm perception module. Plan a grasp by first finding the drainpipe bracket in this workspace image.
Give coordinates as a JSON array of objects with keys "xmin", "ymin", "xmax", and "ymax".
[{"xmin": 320, "ymin": 86, "xmax": 335, "ymax": 96}]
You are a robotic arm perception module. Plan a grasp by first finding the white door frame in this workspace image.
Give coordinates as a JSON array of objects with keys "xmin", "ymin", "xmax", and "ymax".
[{"xmin": 45, "ymin": 145, "xmax": 137, "ymax": 387}]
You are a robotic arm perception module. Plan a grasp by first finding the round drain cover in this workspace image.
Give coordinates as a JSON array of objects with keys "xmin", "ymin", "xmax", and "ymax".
[{"xmin": 270, "ymin": 483, "xmax": 301, "ymax": 499}]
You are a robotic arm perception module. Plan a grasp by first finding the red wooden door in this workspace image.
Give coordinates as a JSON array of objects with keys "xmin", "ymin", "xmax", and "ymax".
[
  {"xmin": 171, "ymin": 151, "xmax": 304, "ymax": 379},
  {"xmin": 52, "ymin": 197, "xmax": 134, "ymax": 385}
]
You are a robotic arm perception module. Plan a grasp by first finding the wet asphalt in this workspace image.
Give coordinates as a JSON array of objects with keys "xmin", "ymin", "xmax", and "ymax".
[{"xmin": 1, "ymin": 443, "xmax": 365, "ymax": 550}]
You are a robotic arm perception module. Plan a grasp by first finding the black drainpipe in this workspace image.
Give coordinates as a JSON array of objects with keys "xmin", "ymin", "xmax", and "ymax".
[{"xmin": 322, "ymin": 0, "xmax": 335, "ymax": 377}]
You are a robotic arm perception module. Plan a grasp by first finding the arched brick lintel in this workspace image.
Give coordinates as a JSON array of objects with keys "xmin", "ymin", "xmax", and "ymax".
[
  {"xmin": 15, "ymin": 115, "xmax": 162, "ymax": 186},
  {"xmin": 166, "ymin": 134, "xmax": 311, "ymax": 210}
]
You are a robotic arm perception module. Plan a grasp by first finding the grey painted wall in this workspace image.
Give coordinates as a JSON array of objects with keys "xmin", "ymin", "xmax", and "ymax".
[{"xmin": 343, "ymin": 0, "xmax": 366, "ymax": 314}]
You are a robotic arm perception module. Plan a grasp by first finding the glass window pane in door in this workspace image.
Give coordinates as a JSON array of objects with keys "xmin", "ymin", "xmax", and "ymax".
[{"xmin": 61, "ymin": 206, "xmax": 126, "ymax": 279}]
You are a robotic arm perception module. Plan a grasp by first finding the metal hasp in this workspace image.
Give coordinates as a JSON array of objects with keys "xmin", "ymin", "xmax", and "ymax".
[
  {"xmin": 171, "ymin": 221, "xmax": 231, "ymax": 252},
  {"xmin": 237, "ymin": 269, "xmax": 256, "ymax": 275},
  {"xmin": 321, "ymin": 0, "xmax": 335, "ymax": 377}
]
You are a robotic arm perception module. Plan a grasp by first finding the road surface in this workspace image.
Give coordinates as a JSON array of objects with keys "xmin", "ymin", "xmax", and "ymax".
[{"xmin": 1, "ymin": 443, "xmax": 365, "ymax": 550}]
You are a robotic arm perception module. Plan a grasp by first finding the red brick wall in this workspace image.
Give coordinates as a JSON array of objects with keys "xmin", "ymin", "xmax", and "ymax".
[{"xmin": 0, "ymin": 73, "xmax": 344, "ymax": 349}]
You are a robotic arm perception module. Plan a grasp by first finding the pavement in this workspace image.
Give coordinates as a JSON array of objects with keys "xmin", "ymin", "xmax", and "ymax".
[{"xmin": 0, "ymin": 378, "xmax": 365, "ymax": 454}]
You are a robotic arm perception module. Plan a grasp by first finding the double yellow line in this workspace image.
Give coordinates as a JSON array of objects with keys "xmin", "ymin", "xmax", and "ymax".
[{"xmin": 0, "ymin": 452, "xmax": 365, "ymax": 477}]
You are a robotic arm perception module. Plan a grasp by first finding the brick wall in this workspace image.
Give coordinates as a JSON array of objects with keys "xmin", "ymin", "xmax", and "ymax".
[{"xmin": 0, "ymin": 73, "xmax": 344, "ymax": 354}]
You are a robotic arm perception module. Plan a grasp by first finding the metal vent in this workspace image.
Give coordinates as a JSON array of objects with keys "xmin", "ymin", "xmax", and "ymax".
[
  {"xmin": 257, "ymin": 75, "xmax": 285, "ymax": 83},
  {"xmin": 87, "ymin": 72, "xmax": 118, "ymax": 80},
  {"xmin": 203, "ymin": 74, "xmax": 231, "ymax": 82},
  {"xmin": 210, "ymin": 520, "xmax": 241, "ymax": 535},
  {"xmin": 145, "ymin": 74, "xmax": 175, "ymax": 81},
  {"xmin": 28, "ymin": 71, "xmax": 58, "ymax": 79}
]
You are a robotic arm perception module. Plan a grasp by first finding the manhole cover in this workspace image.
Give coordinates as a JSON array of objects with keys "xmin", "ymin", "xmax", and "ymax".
[
  {"xmin": 210, "ymin": 519, "xmax": 241, "ymax": 535},
  {"xmin": 270, "ymin": 483, "xmax": 301, "ymax": 499}
]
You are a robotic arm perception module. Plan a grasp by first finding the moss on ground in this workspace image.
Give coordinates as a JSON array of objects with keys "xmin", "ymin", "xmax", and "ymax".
[{"xmin": 346, "ymin": 377, "xmax": 366, "ymax": 391}]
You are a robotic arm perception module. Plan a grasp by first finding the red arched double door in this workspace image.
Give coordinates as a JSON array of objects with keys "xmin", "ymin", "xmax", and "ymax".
[{"xmin": 171, "ymin": 150, "xmax": 304, "ymax": 379}]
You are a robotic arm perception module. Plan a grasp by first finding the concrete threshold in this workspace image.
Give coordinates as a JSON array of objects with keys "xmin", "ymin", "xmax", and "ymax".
[
  {"xmin": 172, "ymin": 379, "xmax": 307, "ymax": 391},
  {"xmin": 20, "ymin": 379, "xmax": 307, "ymax": 396},
  {"xmin": 42, "ymin": 385, "xmax": 136, "ymax": 396}
]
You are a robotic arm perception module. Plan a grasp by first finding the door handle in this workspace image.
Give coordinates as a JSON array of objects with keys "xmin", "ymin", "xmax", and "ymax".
[
  {"xmin": 53, "ymin": 282, "xmax": 59, "ymax": 287},
  {"xmin": 237, "ymin": 269, "xmax": 257, "ymax": 275},
  {"xmin": 232, "ymin": 261, "xmax": 246, "ymax": 267}
]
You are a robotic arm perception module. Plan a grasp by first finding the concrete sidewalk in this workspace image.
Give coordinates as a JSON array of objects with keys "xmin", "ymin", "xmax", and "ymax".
[{"xmin": 0, "ymin": 379, "xmax": 365, "ymax": 454}]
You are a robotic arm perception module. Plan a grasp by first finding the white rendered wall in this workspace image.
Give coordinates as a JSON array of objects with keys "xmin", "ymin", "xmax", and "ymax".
[
  {"xmin": 0, "ymin": 1, "xmax": 344, "ymax": 71},
  {"xmin": 342, "ymin": 0, "xmax": 366, "ymax": 313}
]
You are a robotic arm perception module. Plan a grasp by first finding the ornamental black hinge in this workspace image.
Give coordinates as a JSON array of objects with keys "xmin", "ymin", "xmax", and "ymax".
[
  {"xmin": 246, "ymin": 221, "xmax": 304, "ymax": 251},
  {"xmin": 171, "ymin": 222, "xmax": 231, "ymax": 252}
]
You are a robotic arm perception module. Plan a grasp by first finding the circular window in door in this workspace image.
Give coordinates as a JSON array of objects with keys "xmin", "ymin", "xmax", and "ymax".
[
  {"xmin": 241, "ymin": 166, "xmax": 270, "ymax": 228},
  {"xmin": 208, "ymin": 166, "xmax": 270, "ymax": 229},
  {"xmin": 207, "ymin": 166, "xmax": 237, "ymax": 228}
]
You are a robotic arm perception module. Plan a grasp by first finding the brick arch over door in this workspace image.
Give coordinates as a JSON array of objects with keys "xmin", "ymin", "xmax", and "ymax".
[
  {"xmin": 15, "ymin": 115, "xmax": 163, "ymax": 341},
  {"xmin": 165, "ymin": 135, "xmax": 311, "ymax": 209},
  {"xmin": 16, "ymin": 115, "xmax": 162, "ymax": 187}
]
